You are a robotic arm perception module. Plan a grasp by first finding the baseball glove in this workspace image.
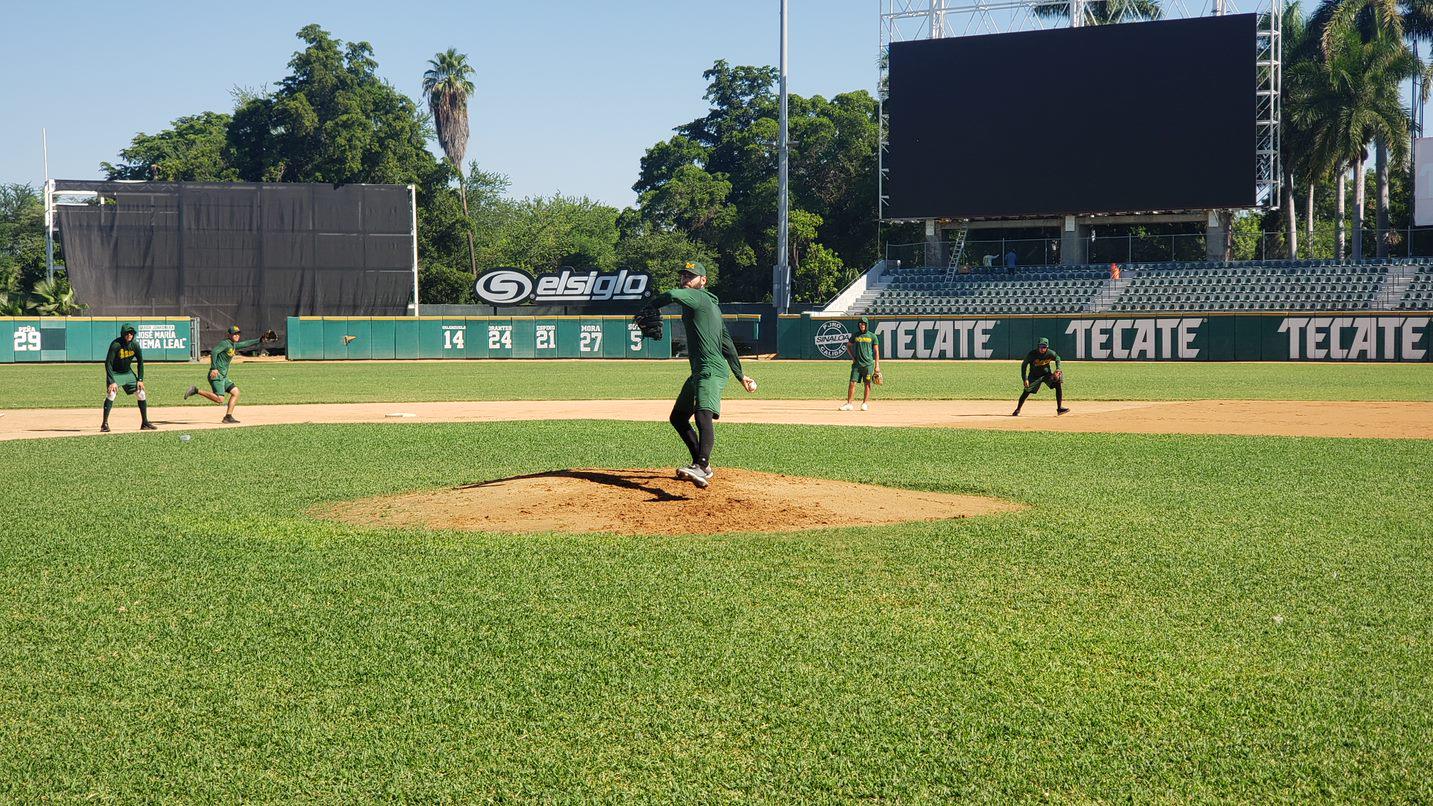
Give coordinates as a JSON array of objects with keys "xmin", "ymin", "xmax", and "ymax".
[
  {"xmin": 261, "ymin": 329, "xmax": 278, "ymax": 342},
  {"xmin": 873, "ymin": 368, "xmax": 884, "ymax": 385},
  {"xmin": 633, "ymin": 309, "xmax": 663, "ymax": 340},
  {"xmin": 1053, "ymin": 370, "xmax": 1063, "ymax": 382}
]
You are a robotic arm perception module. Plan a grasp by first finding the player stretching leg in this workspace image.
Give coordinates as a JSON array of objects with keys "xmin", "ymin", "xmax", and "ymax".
[
  {"xmin": 633, "ymin": 260, "xmax": 756, "ymax": 489},
  {"xmin": 101, "ymin": 323, "xmax": 157, "ymax": 433},
  {"xmin": 184, "ymin": 325, "xmax": 274, "ymax": 423},
  {"xmin": 1012, "ymin": 336, "xmax": 1069, "ymax": 416},
  {"xmin": 840, "ymin": 316, "xmax": 880, "ymax": 411}
]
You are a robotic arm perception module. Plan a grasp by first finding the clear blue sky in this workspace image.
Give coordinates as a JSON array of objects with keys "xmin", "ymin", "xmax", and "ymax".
[{"xmin": 0, "ymin": 0, "xmax": 876, "ymax": 207}]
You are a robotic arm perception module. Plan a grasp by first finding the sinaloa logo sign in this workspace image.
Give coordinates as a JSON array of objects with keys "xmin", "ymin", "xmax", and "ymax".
[
  {"xmin": 814, "ymin": 320, "xmax": 851, "ymax": 358},
  {"xmin": 475, "ymin": 267, "xmax": 651, "ymax": 305}
]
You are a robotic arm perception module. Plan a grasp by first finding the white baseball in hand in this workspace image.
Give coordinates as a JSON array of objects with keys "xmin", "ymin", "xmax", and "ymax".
[{"xmin": 743, "ymin": 376, "xmax": 757, "ymax": 393}]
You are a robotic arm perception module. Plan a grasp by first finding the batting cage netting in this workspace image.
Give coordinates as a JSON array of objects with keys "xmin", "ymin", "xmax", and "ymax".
[{"xmin": 55, "ymin": 181, "xmax": 415, "ymax": 348}]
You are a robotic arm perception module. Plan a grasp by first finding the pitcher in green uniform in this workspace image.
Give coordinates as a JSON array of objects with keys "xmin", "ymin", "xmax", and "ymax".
[
  {"xmin": 101, "ymin": 323, "xmax": 157, "ymax": 433},
  {"xmin": 840, "ymin": 317, "xmax": 880, "ymax": 411},
  {"xmin": 636, "ymin": 260, "xmax": 756, "ymax": 488},
  {"xmin": 1013, "ymin": 337, "xmax": 1070, "ymax": 416},
  {"xmin": 184, "ymin": 325, "xmax": 265, "ymax": 423}
]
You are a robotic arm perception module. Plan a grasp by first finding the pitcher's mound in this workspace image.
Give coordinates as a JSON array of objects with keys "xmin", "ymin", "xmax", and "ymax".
[{"xmin": 318, "ymin": 468, "xmax": 1023, "ymax": 536}]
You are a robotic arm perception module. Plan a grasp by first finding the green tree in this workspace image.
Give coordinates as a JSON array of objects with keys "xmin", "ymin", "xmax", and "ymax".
[
  {"xmin": 1033, "ymin": 0, "xmax": 1162, "ymax": 26},
  {"xmin": 101, "ymin": 112, "xmax": 238, "ymax": 181},
  {"xmin": 0, "ymin": 183, "xmax": 63, "ymax": 301},
  {"xmin": 793, "ymin": 243, "xmax": 845, "ymax": 304},
  {"xmin": 632, "ymin": 61, "xmax": 879, "ymax": 302},
  {"xmin": 419, "ymin": 265, "xmax": 475, "ymax": 305},
  {"xmin": 1305, "ymin": 1, "xmax": 1418, "ymax": 259},
  {"xmin": 226, "ymin": 25, "xmax": 446, "ymax": 189},
  {"xmin": 476, "ymin": 195, "xmax": 621, "ymax": 274},
  {"xmin": 615, "ymin": 224, "xmax": 718, "ymax": 290},
  {"xmin": 423, "ymin": 48, "xmax": 479, "ymax": 277}
]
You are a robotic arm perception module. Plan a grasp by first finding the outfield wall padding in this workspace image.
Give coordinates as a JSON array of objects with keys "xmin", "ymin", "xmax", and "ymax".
[
  {"xmin": 286, "ymin": 316, "xmax": 666, "ymax": 360},
  {"xmin": 0, "ymin": 317, "xmax": 198, "ymax": 364},
  {"xmin": 778, "ymin": 313, "xmax": 1433, "ymax": 362}
]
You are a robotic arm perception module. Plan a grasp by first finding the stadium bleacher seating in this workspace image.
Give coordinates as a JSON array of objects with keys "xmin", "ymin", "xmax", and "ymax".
[{"xmin": 859, "ymin": 258, "xmax": 1433, "ymax": 316}]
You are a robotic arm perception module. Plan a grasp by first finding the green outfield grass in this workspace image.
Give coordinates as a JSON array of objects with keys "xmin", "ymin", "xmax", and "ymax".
[
  {"xmin": 0, "ymin": 419, "xmax": 1428, "ymax": 800},
  {"xmin": 1, "ymin": 358, "xmax": 1431, "ymax": 409}
]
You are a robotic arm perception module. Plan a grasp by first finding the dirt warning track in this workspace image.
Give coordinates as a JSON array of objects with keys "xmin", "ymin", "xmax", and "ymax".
[{"xmin": 1, "ymin": 398, "xmax": 1429, "ymax": 441}]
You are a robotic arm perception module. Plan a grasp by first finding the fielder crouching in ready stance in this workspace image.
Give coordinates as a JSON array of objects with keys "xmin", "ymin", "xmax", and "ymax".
[
  {"xmin": 1013, "ymin": 336, "xmax": 1070, "ymax": 416},
  {"xmin": 101, "ymin": 323, "xmax": 157, "ymax": 432},
  {"xmin": 184, "ymin": 325, "xmax": 276, "ymax": 423},
  {"xmin": 633, "ymin": 260, "xmax": 756, "ymax": 489}
]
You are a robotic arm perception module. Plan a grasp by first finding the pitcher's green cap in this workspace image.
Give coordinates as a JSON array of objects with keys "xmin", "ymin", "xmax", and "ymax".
[
  {"xmin": 1038, "ymin": 337, "xmax": 1049, "ymax": 347},
  {"xmin": 228, "ymin": 325, "xmax": 242, "ymax": 335},
  {"xmin": 680, "ymin": 260, "xmax": 707, "ymax": 278},
  {"xmin": 120, "ymin": 323, "xmax": 136, "ymax": 335},
  {"xmin": 859, "ymin": 317, "xmax": 870, "ymax": 326}
]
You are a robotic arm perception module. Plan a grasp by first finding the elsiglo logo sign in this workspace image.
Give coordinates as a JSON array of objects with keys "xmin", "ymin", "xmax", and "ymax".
[
  {"xmin": 814, "ymin": 320, "xmax": 851, "ymax": 359},
  {"xmin": 475, "ymin": 267, "xmax": 651, "ymax": 305}
]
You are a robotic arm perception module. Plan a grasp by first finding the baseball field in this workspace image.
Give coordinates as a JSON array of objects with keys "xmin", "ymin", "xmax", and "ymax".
[{"xmin": 1, "ymin": 359, "xmax": 1429, "ymax": 801}]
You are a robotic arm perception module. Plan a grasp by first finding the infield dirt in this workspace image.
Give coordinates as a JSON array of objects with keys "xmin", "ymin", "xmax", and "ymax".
[
  {"xmin": 3, "ymin": 398, "xmax": 1431, "ymax": 440},
  {"xmin": 315, "ymin": 468, "xmax": 1024, "ymax": 536}
]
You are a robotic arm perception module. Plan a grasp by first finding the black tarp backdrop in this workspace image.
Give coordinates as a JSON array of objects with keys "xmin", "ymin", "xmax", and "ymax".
[
  {"xmin": 55, "ymin": 181, "xmax": 414, "ymax": 350},
  {"xmin": 885, "ymin": 14, "xmax": 1258, "ymax": 219}
]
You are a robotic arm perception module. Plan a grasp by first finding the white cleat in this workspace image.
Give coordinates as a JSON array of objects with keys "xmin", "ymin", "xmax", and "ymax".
[
  {"xmin": 676, "ymin": 464, "xmax": 713, "ymax": 488},
  {"xmin": 860, "ymin": 403, "xmax": 869, "ymax": 411},
  {"xmin": 839, "ymin": 403, "xmax": 854, "ymax": 411}
]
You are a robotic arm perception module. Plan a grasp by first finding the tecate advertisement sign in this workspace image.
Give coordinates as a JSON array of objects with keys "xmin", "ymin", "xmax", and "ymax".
[{"xmin": 475, "ymin": 267, "xmax": 652, "ymax": 305}]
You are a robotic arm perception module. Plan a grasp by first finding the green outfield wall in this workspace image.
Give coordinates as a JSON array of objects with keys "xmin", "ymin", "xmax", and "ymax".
[
  {"xmin": 282, "ymin": 315, "xmax": 742, "ymax": 361},
  {"xmin": 0, "ymin": 317, "xmax": 198, "ymax": 364},
  {"xmin": 778, "ymin": 313, "xmax": 1433, "ymax": 362}
]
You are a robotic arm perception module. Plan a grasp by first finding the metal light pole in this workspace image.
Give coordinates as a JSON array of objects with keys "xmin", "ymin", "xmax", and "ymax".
[
  {"xmin": 43, "ymin": 129, "xmax": 54, "ymax": 284},
  {"xmin": 774, "ymin": 0, "xmax": 791, "ymax": 313}
]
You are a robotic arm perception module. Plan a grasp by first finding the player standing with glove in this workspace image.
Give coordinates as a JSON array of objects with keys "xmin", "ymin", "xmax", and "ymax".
[
  {"xmin": 633, "ymin": 260, "xmax": 756, "ymax": 489},
  {"xmin": 840, "ymin": 316, "xmax": 881, "ymax": 411},
  {"xmin": 100, "ymin": 322, "xmax": 157, "ymax": 433},
  {"xmin": 1012, "ymin": 336, "xmax": 1070, "ymax": 416},
  {"xmin": 184, "ymin": 325, "xmax": 276, "ymax": 424}
]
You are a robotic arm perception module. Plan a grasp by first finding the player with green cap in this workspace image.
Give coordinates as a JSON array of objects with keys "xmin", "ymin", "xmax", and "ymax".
[
  {"xmin": 184, "ymin": 325, "xmax": 270, "ymax": 423},
  {"xmin": 101, "ymin": 322, "xmax": 157, "ymax": 432},
  {"xmin": 1013, "ymin": 336, "xmax": 1070, "ymax": 416},
  {"xmin": 840, "ymin": 316, "xmax": 881, "ymax": 411},
  {"xmin": 635, "ymin": 260, "xmax": 756, "ymax": 488}
]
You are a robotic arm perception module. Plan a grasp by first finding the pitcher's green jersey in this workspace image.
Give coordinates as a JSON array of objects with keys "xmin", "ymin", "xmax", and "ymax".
[
  {"xmin": 647, "ymin": 287, "xmax": 744, "ymax": 381},
  {"xmin": 849, "ymin": 331, "xmax": 879, "ymax": 366},
  {"xmin": 1021, "ymin": 348, "xmax": 1062, "ymax": 381},
  {"xmin": 210, "ymin": 338, "xmax": 261, "ymax": 376},
  {"xmin": 105, "ymin": 338, "xmax": 144, "ymax": 384}
]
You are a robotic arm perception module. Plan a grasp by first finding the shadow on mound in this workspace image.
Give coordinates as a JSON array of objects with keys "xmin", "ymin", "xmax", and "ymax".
[{"xmin": 317, "ymin": 468, "xmax": 1024, "ymax": 536}]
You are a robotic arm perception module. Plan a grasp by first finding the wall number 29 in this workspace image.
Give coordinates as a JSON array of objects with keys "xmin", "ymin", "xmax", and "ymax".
[{"xmin": 13, "ymin": 331, "xmax": 40, "ymax": 352}]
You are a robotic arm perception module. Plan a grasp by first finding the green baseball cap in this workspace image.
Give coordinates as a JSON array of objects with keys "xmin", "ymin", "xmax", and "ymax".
[
  {"xmin": 680, "ymin": 260, "xmax": 707, "ymax": 278},
  {"xmin": 120, "ymin": 323, "xmax": 136, "ymax": 336},
  {"xmin": 859, "ymin": 317, "xmax": 870, "ymax": 326},
  {"xmin": 1038, "ymin": 337, "xmax": 1050, "ymax": 347},
  {"xmin": 228, "ymin": 325, "xmax": 242, "ymax": 335}
]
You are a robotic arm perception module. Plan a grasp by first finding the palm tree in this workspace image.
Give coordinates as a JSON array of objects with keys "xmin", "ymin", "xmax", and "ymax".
[
  {"xmin": 1311, "ymin": 0, "xmax": 1420, "ymax": 257},
  {"xmin": 1295, "ymin": 3, "xmax": 1417, "ymax": 259},
  {"xmin": 1282, "ymin": 2, "xmax": 1316, "ymax": 257},
  {"xmin": 28, "ymin": 277, "xmax": 86, "ymax": 316},
  {"xmin": 1033, "ymin": 0, "xmax": 1162, "ymax": 26},
  {"xmin": 423, "ymin": 48, "xmax": 478, "ymax": 277}
]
